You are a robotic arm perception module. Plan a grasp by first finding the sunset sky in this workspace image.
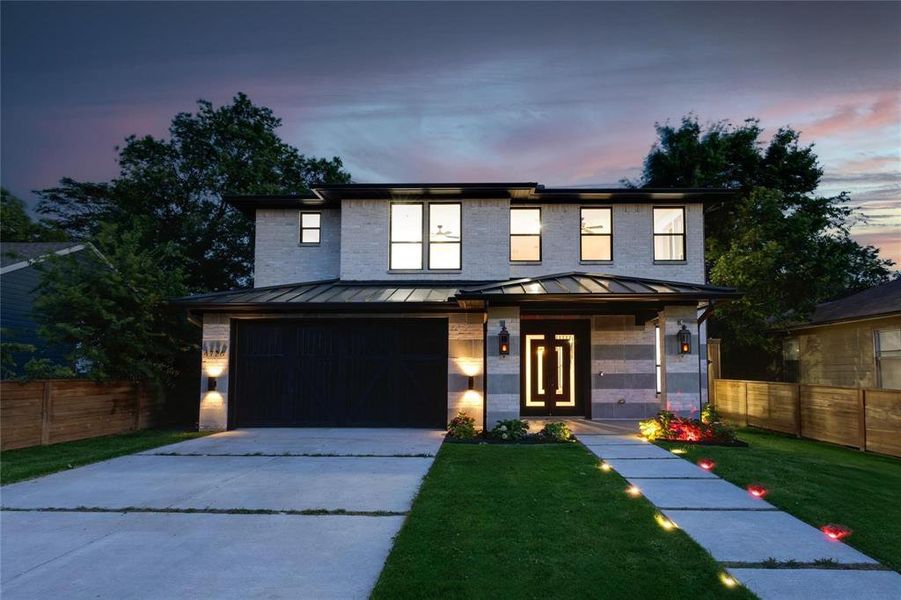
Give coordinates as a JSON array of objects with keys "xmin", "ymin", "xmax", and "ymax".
[{"xmin": 2, "ymin": 1, "xmax": 898, "ymax": 265}]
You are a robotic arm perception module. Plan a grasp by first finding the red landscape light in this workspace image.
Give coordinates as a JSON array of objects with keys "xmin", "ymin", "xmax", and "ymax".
[
  {"xmin": 821, "ymin": 524, "xmax": 852, "ymax": 541},
  {"xmin": 746, "ymin": 484, "xmax": 768, "ymax": 498},
  {"xmin": 697, "ymin": 458, "xmax": 715, "ymax": 471}
]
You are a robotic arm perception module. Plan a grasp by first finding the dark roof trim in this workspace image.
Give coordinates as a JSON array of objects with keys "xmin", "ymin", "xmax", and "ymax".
[{"xmin": 225, "ymin": 183, "xmax": 734, "ymax": 216}]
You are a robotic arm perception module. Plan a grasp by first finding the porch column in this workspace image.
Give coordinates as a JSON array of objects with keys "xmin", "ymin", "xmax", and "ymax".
[
  {"xmin": 661, "ymin": 305, "xmax": 702, "ymax": 417},
  {"xmin": 447, "ymin": 313, "xmax": 485, "ymax": 427},
  {"xmin": 199, "ymin": 313, "xmax": 230, "ymax": 431},
  {"xmin": 485, "ymin": 306, "xmax": 520, "ymax": 429}
]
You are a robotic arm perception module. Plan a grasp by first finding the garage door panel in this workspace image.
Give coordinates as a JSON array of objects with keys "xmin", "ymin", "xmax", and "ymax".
[{"xmin": 232, "ymin": 319, "xmax": 447, "ymax": 428}]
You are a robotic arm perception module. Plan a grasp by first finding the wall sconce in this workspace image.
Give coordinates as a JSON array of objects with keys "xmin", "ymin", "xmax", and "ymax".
[
  {"xmin": 207, "ymin": 376, "xmax": 218, "ymax": 392},
  {"xmin": 677, "ymin": 321, "xmax": 691, "ymax": 354},
  {"xmin": 468, "ymin": 376, "xmax": 475, "ymax": 390},
  {"xmin": 498, "ymin": 320, "xmax": 510, "ymax": 357}
]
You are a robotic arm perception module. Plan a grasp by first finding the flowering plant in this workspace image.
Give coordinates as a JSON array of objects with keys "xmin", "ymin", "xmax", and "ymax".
[
  {"xmin": 490, "ymin": 419, "xmax": 529, "ymax": 441},
  {"xmin": 447, "ymin": 412, "xmax": 478, "ymax": 439},
  {"xmin": 638, "ymin": 406, "xmax": 735, "ymax": 443},
  {"xmin": 540, "ymin": 421, "xmax": 573, "ymax": 442}
]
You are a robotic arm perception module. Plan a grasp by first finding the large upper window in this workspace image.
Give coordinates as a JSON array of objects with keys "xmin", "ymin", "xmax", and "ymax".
[
  {"xmin": 299, "ymin": 212, "xmax": 321, "ymax": 244},
  {"xmin": 653, "ymin": 207, "xmax": 686, "ymax": 261},
  {"xmin": 875, "ymin": 329, "xmax": 901, "ymax": 389},
  {"xmin": 580, "ymin": 207, "xmax": 612, "ymax": 261},
  {"xmin": 390, "ymin": 202, "xmax": 462, "ymax": 270},
  {"xmin": 390, "ymin": 203, "xmax": 423, "ymax": 269},
  {"xmin": 510, "ymin": 207, "xmax": 541, "ymax": 262},
  {"xmin": 429, "ymin": 203, "xmax": 461, "ymax": 269}
]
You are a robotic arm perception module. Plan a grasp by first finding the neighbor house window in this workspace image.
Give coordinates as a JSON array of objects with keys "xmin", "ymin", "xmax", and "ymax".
[
  {"xmin": 510, "ymin": 207, "xmax": 541, "ymax": 262},
  {"xmin": 300, "ymin": 212, "xmax": 321, "ymax": 244},
  {"xmin": 428, "ymin": 203, "xmax": 461, "ymax": 269},
  {"xmin": 653, "ymin": 207, "xmax": 686, "ymax": 261},
  {"xmin": 783, "ymin": 338, "xmax": 800, "ymax": 383},
  {"xmin": 655, "ymin": 324, "xmax": 662, "ymax": 394},
  {"xmin": 390, "ymin": 203, "xmax": 423, "ymax": 270},
  {"xmin": 875, "ymin": 328, "xmax": 901, "ymax": 389},
  {"xmin": 580, "ymin": 207, "xmax": 612, "ymax": 261}
]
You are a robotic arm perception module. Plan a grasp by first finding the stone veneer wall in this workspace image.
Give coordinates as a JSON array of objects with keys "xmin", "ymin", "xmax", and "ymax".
[
  {"xmin": 447, "ymin": 313, "xmax": 485, "ymax": 426},
  {"xmin": 199, "ymin": 313, "xmax": 230, "ymax": 431},
  {"xmin": 484, "ymin": 306, "xmax": 520, "ymax": 428},
  {"xmin": 661, "ymin": 305, "xmax": 703, "ymax": 416},
  {"xmin": 590, "ymin": 315, "xmax": 660, "ymax": 419}
]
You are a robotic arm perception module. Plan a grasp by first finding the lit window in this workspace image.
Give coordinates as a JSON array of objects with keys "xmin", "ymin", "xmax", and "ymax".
[
  {"xmin": 510, "ymin": 208, "xmax": 541, "ymax": 262},
  {"xmin": 300, "ymin": 213, "xmax": 321, "ymax": 244},
  {"xmin": 655, "ymin": 324, "xmax": 662, "ymax": 394},
  {"xmin": 390, "ymin": 203, "xmax": 423, "ymax": 269},
  {"xmin": 653, "ymin": 207, "xmax": 685, "ymax": 261},
  {"xmin": 875, "ymin": 329, "xmax": 901, "ymax": 389},
  {"xmin": 429, "ymin": 203, "xmax": 461, "ymax": 269},
  {"xmin": 581, "ymin": 207, "xmax": 612, "ymax": 261}
]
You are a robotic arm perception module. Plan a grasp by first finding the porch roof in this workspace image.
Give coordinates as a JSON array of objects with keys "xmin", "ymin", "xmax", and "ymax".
[{"xmin": 172, "ymin": 273, "xmax": 738, "ymax": 312}]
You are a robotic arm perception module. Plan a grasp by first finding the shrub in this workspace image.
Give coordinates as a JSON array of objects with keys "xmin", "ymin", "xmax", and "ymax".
[
  {"xmin": 540, "ymin": 421, "xmax": 573, "ymax": 442},
  {"xmin": 447, "ymin": 412, "xmax": 477, "ymax": 439},
  {"xmin": 490, "ymin": 418, "xmax": 529, "ymax": 441},
  {"xmin": 639, "ymin": 405, "xmax": 736, "ymax": 443}
]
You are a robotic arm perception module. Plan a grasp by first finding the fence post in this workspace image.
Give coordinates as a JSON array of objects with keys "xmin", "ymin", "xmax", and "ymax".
[
  {"xmin": 40, "ymin": 381, "xmax": 52, "ymax": 445},
  {"xmin": 743, "ymin": 381, "xmax": 749, "ymax": 427},
  {"xmin": 858, "ymin": 388, "xmax": 867, "ymax": 452},
  {"xmin": 795, "ymin": 383, "xmax": 802, "ymax": 438}
]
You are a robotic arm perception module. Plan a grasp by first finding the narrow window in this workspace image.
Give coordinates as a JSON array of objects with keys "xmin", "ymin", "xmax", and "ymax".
[
  {"xmin": 655, "ymin": 324, "xmax": 662, "ymax": 394},
  {"xmin": 429, "ymin": 203, "xmax": 461, "ymax": 269},
  {"xmin": 653, "ymin": 207, "xmax": 686, "ymax": 261},
  {"xmin": 300, "ymin": 212, "xmax": 321, "ymax": 244},
  {"xmin": 580, "ymin": 207, "xmax": 612, "ymax": 261},
  {"xmin": 390, "ymin": 203, "xmax": 423, "ymax": 270},
  {"xmin": 510, "ymin": 207, "xmax": 541, "ymax": 262},
  {"xmin": 875, "ymin": 329, "xmax": 901, "ymax": 389}
]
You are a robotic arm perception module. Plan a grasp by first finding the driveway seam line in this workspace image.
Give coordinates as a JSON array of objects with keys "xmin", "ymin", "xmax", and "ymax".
[{"xmin": 1, "ymin": 506, "xmax": 409, "ymax": 517}]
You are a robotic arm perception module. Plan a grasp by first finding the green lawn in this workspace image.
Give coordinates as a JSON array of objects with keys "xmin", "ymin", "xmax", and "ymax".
[
  {"xmin": 373, "ymin": 443, "xmax": 754, "ymax": 599},
  {"xmin": 657, "ymin": 428, "xmax": 901, "ymax": 572},
  {"xmin": 1, "ymin": 429, "xmax": 209, "ymax": 485}
]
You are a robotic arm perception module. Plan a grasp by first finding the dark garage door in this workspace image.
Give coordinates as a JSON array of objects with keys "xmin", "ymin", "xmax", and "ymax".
[{"xmin": 231, "ymin": 318, "xmax": 448, "ymax": 428}]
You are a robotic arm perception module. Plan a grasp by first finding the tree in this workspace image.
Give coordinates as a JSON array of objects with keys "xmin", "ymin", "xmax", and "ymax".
[
  {"xmin": 33, "ymin": 223, "xmax": 189, "ymax": 386},
  {"xmin": 631, "ymin": 116, "xmax": 894, "ymax": 378},
  {"xmin": 0, "ymin": 188, "xmax": 67, "ymax": 242},
  {"xmin": 37, "ymin": 93, "xmax": 351, "ymax": 292}
]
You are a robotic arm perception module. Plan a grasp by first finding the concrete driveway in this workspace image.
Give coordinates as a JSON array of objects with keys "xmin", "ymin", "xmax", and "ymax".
[{"xmin": 1, "ymin": 428, "xmax": 444, "ymax": 599}]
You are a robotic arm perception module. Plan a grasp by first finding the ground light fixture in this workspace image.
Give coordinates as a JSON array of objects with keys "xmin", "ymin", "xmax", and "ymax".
[
  {"xmin": 677, "ymin": 321, "xmax": 691, "ymax": 354},
  {"xmin": 719, "ymin": 573, "xmax": 738, "ymax": 588},
  {"xmin": 625, "ymin": 485, "xmax": 642, "ymax": 497},
  {"xmin": 498, "ymin": 321, "xmax": 510, "ymax": 357},
  {"xmin": 670, "ymin": 448, "xmax": 687, "ymax": 455},
  {"xmin": 821, "ymin": 524, "xmax": 852, "ymax": 541},
  {"xmin": 655, "ymin": 514, "xmax": 677, "ymax": 531},
  {"xmin": 697, "ymin": 458, "xmax": 716, "ymax": 471},
  {"xmin": 599, "ymin": 462, "xmax": 612, "ymax": 472},
  {"xmin": 746, "ymin": 484, "xmax": 768, "ymax": 498}
]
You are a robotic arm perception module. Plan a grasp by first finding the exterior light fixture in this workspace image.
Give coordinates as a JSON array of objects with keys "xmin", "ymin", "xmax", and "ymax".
[
  {"xmin": 207, "ymin": 376, "xmax": 218, "ymax": 392},
  {"xmin": 719, "ymin": 574, "xmax": 738, "ymax": 588},
  {"xmin": 821, "ymin": 524, "xmax": 852, "ymax": 541},
  {"xmin": 677, "ymin": 321, "xmax": 691, "ymax": 354},
  {"xmin": 697, "ymin": 458, "xmax": 715, "ymax": 471},
  {"xmin": 746, "ymin": 484, "xmax": 768, "ymax": 498},
  {"xmin": 599, "ymin": 462, "xmax": 611, "ymax": 472},
  {"xmin": 468, "ymin": 376, "xmax": 475, "ymax": 391},
  {"xmin": 655, "ymin": 514, "xmax": 677, "ymax": 531},
  {"xmin": 626, "ymin": 485, "xmax": 641, "ymax": 497},
  {"xmin": 498, "ymin": 320, "xmax": 510, "ymax": 357}
]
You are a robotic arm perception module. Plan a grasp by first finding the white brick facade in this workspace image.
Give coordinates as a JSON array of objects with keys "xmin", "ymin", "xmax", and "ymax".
[{"xmin": 254, "ymin": 208, "xmax": 340, "ymax": 287}]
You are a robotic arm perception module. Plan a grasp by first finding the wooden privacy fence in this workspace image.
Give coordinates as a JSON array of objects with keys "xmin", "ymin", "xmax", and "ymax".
[
  {"xmin": 0, "ymin": 379, "xmax": 160, "ymax": 451},
  {"xmin": 713, "ymin": 379, "xmax": 901, "ymax": 458}
]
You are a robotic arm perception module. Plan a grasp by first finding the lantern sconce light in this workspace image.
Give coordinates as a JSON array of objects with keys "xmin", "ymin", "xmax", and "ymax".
[
  {"xmin": 677, "ymin": 321, "xmax": 691, "ymax": 355},
  {"xmin": 498, "ymin": 320, "xmax": 510, "ymax": 357}
]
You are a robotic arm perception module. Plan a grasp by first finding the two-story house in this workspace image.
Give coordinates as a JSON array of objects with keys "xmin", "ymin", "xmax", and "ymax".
[{"xmin": 174, "ymin": 183, "xmax": 738, "ymax": 431}]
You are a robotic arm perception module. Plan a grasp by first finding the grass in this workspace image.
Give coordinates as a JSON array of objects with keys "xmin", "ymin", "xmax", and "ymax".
[
  {"xmin": 0, "ymin": 429, "xmax": 209, "ymax": 485},
  {"xmin": 657, "ymin": 428, "xmax": 901, "ymax": 572},
  {"xmin": 372, "ymin": 443, "xmax": 754, "ymax": 599}
]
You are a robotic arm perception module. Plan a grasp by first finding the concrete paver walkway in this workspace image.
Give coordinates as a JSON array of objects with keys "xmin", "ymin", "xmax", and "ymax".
[
  {"xmin": 577, "ymin": 426, "xmax": 901, "ymax": 600},
  {"xmin": 1, "ymin": 428, "xmax": 444, "ymax": 600}
]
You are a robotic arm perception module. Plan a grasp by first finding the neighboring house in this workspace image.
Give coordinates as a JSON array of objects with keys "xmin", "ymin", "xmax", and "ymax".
[
  {"xmin": 0, "ymin": 242, "xmax": 98, "ymax": 376},
  {"xmin": 780, "ymin": 278, "xmax": 901, "ymax": 389},
  {"xmin": 174, "ymin": 183, "xmax": 739, "ymax": 431}
]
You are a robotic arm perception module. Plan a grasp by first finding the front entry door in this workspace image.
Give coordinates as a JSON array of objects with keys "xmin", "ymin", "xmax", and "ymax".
[{"xmin": 521, "ymin": 320, "xmax": 589, "ymax": 417}]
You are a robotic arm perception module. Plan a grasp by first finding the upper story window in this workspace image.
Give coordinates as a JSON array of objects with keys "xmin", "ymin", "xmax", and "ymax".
[
  {"xmin": 390, "ymin": 202, "xmax": 462, "ymax": 270},
  {"xmin": 510, "ymin": 207, "xmax": 541, "ymax": 262},
  {"xmin": 428, "ymin": 203, "xmax": 461, "ymax": 270},
  {"xmin": 580, "ymin": 207, "xmax": 612, "ymax": 261},
  {"xmin": 300, "ymin": 212, "xmax": 321, "ymax": 244},
  {"xmin": 653, "ymin": 207, "xmax": 686, "ymax": 261}
]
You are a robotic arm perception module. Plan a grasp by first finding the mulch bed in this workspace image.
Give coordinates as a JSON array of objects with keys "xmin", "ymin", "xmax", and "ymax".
[
  {"xmin": 444, "ymin": 434, "xmax": 574, "ymax": 445},
  {"xmin": 658, "ymin": 438, "xmax": 749, "ymax": 447}
]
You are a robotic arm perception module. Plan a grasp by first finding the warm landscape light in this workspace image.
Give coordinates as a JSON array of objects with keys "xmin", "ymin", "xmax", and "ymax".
[
  {"xmin": 719, "ymin": 573, "xmax": 738, "ymax": 588},
  {"xmin": 655, "ymin": 514, "xmax": 677, "ymax": 530},
  {"xmin": 671, "ymin": 448, "xmax": 686, "ymax": 455},
  {"xmin": 746, "ymin": 484, "xmax": 768, "ymax": 498},
  {"xmin": 599, "ymin": 462, "xmax": 611, "ymax": 472},
  {"xmin": 698, "ymin": 458, "xmax": 715, "ymax": 471},
  {"xmin": 626, "ymin": 485, "xmax": 641, "ymax": 497},
  {"xmin": 821, "ymin": 524, "xmax": 852, "ymax": 541}
]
